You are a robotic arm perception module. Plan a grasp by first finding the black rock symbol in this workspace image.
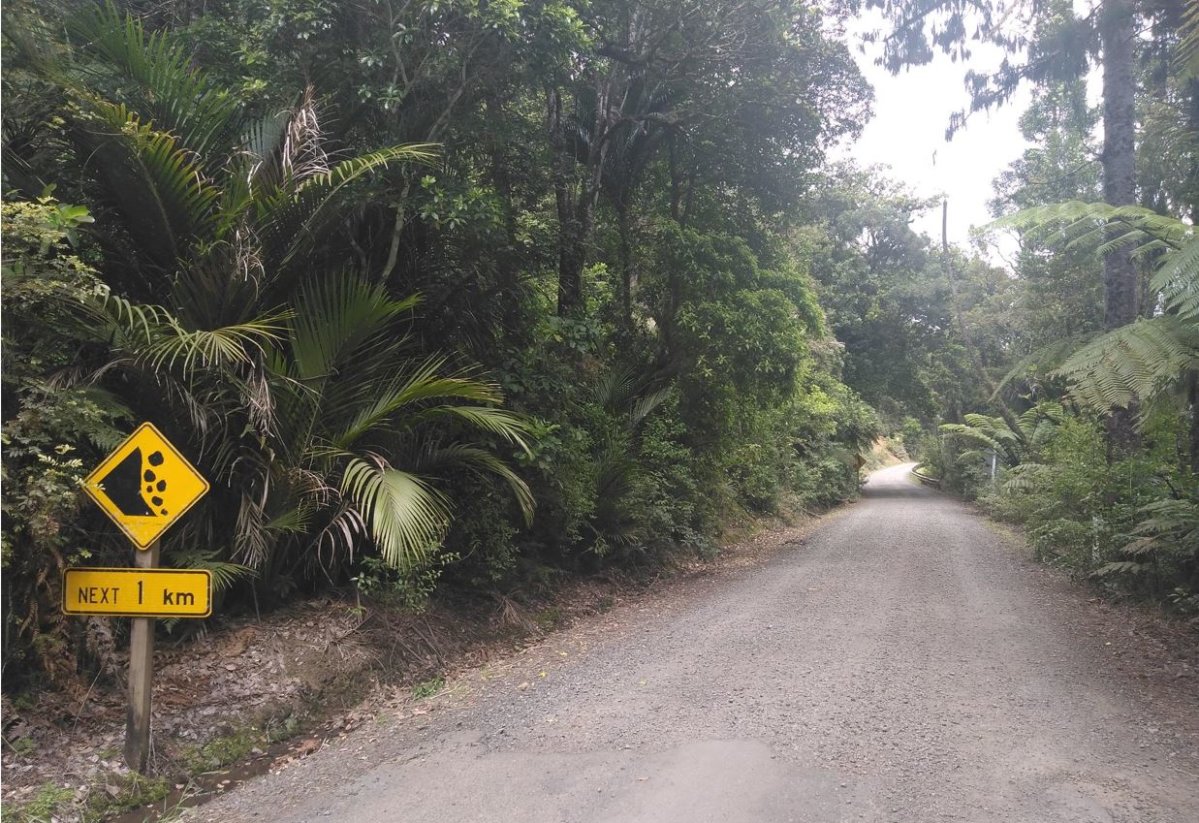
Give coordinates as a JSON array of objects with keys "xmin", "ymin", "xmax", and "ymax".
[{"xmin": 98, "ymin": 448, "xmax": 157, "ymax": 517}]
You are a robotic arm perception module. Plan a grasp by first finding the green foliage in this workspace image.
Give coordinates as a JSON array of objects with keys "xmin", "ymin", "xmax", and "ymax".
[
  {"xmin": 1056, "ymin": 316, "xmax": 1199, "ymax": 415},
  {"xmin": 10, "ymin": 782, "xmax": 74, "ymax": 823},
  {"xmin": 1023, "ymin": 207, "xmax": 1199, "ymax": 423},
  {"xmin": 182, "ymin": 726, "xmax": 261, "ymax": 773},
  {"xmin": 979, "ymin": 412, "xmax": 1198, "ymax": 600},
  {"xmin": 411, "ymin": 675, "xmax": 445, "ymax": 700},
  {"xmin": 2, "ymin": 0, "xmax": 888, "ymax": 691},
  {"xmin": 1, "ymin": 197, "xmax": 131, "ymax": 688},
  {"xmin": 801, "ymin": 165, "xmax": 1003, "ymax": 431},
  {"xmin": 1, "ymin": 6, "xmax": 536, "ymax": 685},
  {"xmin": 1096, "ymin": 497, "xmax": 1199, "ymax": 593},
  {"xmin": 83, "ymin": 773, "xmax": 171, "ymax": 822},
  {"xmin": 353, "ymin": 551, "xmax": 460, "ymax": 612}
]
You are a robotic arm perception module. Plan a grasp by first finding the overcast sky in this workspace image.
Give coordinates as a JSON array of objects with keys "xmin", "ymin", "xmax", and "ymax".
[{"xmin": 836, "ymin": 22, "xmax": 1035, "ymax": 257}]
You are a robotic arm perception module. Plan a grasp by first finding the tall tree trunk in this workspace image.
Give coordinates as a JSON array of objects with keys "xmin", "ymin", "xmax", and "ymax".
[
  {"xmin": 1101, "ymin": 0, "xmax": 1140, "ymax": 453},
  {"xmin": 616, "ymin": 199, "xmax": 635, "ymax": 332},
  {"xmin": 1102, "ymin": 0, "xmax": 1137, "ymax": 329},
  {"xmin": 1185, "ymin": 78, "xmax": 1199, "ymax": 474},
  {"xmin": 1186, "ymin": 370, "xmax": 1199, "ymax": 476},
  {"xmin": 548, "ymin": 89, "xmax": 582, "ymax": 318},
  {"xmin": 548, "ymin": 80, "xmax": 607, "ymax": 319}
]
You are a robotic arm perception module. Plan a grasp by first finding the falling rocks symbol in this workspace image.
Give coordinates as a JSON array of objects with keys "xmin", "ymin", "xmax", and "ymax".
[
  {"xmin": 84, "ymin": 422, "xmax": 208, "ymax": 548},
  {"xmin": 98, "ymin": 447, "xmax": 162, "ymax": 517}
]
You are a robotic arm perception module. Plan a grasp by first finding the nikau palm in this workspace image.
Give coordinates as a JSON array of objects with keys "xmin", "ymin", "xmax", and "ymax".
[{"xmin": 21, "ymin": 3, "xmax": 533, "ymax": 581}]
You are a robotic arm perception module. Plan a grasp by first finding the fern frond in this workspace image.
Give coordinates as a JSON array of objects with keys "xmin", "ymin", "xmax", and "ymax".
[
  {"xmin": 1150, "ymin": 236, "xmax": 1199, "ymax": 321},
  {"xmin": 1176, "ymin": 0, "xmax": 1199, "ymax": 81},
  {"xmin": 1002, "ymin": 462, "xmax": 1046, "ymax": 493},
  {"xmin": 990, "ymin": 201, "xmax": 1190, "ymax": 256},
  {"xmin": 1055, "ymin": 317, "xmax": 1199, "ymax": 414},
  {"xmin": 1092, "ymin": 561, "xmax": 1150, "ymax": 578}
]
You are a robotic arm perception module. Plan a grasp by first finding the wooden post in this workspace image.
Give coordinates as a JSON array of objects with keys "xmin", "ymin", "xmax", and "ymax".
[{"xmin": 125, "ymin": 540, "xmax": 159, "ymax": 773}]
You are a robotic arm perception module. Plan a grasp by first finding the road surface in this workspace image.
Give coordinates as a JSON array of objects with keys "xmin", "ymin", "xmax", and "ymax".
[{"xmin": 190, "ymin": 463, "xmax": 1199, "ymax": 822}]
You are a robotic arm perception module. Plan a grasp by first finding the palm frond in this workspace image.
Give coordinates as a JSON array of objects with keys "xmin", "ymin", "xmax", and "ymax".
[
  {"xmin": 406, "ymin": 406, "xmax": 533, "ymax": 452},
  {"xmin": 630, "ymin": 387, "xmax": 672, "ymax": 428},
  {"xmin": 419, "ymin": 444, "xmax": 535, "ymax": 525},
  {"xmin": 264, "ymin": 503, "xmax": 320, "ymax": 535},
  {"xmin": 334, "ymin": 361, "xmax": 504, "ymax": 450},
  {"xmin": 288, "ymin": 274, "xmax": 420, "ymax": 381},
  {"xmin": 246, "ymin": 87, "xmax": 330, "ymax": 194},
  {"xmin": 94, "ymin": 292, "xmax": 289, "ymax": 375},
  {"xmin": 268, "ymin": 144, "xmax": 440, "ymax": 276},
  {"xmin": 74, "ymin": 104, "xmax": 220, "ymax": 267},
  {"xmin": 340, "ymin": 456, "xmax": 450, "ymax": 569},
  {"xmin": 145, "ymin": 312, "xmax": 290, "ymax": 373},
  {"xmin": 186, "ymin": 556, "xmax": 256, "ymax": 593},
  {"xmin": 67, "ymin": 1, "xmax": 240, "ymax": 166}
]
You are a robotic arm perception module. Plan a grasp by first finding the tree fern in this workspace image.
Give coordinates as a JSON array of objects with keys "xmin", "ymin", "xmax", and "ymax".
[
  {"xmin": 1177, "ymin": 0, "xmax": 1199, "ymax": 81},
  {"xmin": 992, "ymin": 201, "xmax": 1187, "ymax": 257},
  {"xmin": 1151, "ymin": 237, "xmax": 1199, "ymax": 321},
  {"xmin": 1054, "ymin": 317, "xmax": 1199, "ymax": 415},
  {"xmin": 995, "ymin": 201, "xmax": 1197, "ymax": 423}
]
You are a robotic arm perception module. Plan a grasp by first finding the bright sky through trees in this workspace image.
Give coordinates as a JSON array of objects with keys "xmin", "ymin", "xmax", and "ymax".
[{"xmin": 842, "ymin": 12, "xmax": 1034, "ymax": 255}]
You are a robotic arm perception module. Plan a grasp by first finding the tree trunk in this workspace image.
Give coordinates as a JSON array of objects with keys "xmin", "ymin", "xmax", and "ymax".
[
  {"xmin": 548, "ymin": 89, "xmax": 586, "ymax": 318},
  {"xmin": 1102, "ymin": 0, "xmax": 1137, "ymax": 330},
  {"xmin": 616, "ymin": 200, "xmax": 635, "ymax": 331},
  {"xmin": 1100, "ymin": 0, "xmax": 1140, "ymax": 454},
  {"xmin": 1187, "ymin": 370, "xmax": 1199, "ymax": 476},
  {"xmin": 1184, "ymin": 78, "xmax": 1199, "ymax": 475}
]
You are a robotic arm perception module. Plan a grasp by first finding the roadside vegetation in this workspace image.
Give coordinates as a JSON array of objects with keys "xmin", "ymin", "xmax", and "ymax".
[
  {"xmin": 904, "ymin": 3, "xmax": 1199, "ymax": 614},
  {"xmin": 2, "ymin": 0, "xmax": 885, "ymax": 697}
]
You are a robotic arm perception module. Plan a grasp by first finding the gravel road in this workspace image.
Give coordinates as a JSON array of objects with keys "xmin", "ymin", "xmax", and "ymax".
[{"xmin": 189, "ymin": 463, "xmax": 1199, "ymax": 823}]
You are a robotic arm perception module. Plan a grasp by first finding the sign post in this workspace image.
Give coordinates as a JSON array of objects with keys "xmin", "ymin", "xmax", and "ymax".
[
  {"xmin": 125, "ymin": 541, "xmax": 159, "ymax": 773},
  {"xmin": 70, "ymin": 422, "xmax": 211, "ymax": 773}
]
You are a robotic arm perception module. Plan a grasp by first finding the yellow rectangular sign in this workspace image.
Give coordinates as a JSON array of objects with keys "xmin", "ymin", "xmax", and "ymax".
[{"xmin": 62, "ymin": 568, "xmax": 212, "ymax": 617}]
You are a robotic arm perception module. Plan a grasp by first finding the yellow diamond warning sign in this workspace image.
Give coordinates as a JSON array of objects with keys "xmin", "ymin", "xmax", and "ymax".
[{"xmin": 83, "ymin": 423, "xmax": 209, "ymax": 549}]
